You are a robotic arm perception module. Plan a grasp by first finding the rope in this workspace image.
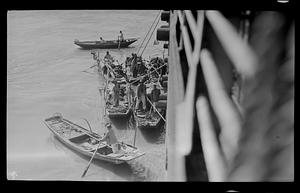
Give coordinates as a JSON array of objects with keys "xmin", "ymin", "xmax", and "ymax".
[
  {"xmin": 146, "ymin": 96, "xmax": 166, "ymax": 122},
  {"xmin": 129, "ymin": 63, "xmax": 167, "ymax": 85},
  {"xmin": 139, "ymin": 14, "xmax": 161, "ymax": 57},
  {"xmin": 136, "ymin": 10, "xmax": 162, "ymax": 55}
]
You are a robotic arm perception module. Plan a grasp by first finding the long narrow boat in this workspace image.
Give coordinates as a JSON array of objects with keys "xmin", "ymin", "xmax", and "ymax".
[
  {"xmin": 74, "ymin": 38, "xmax": 138, "ymax": 49},
  {"xmin": 104, "ymin": 81, "xmax": 133, "ymax": 119},
  {"xmin": 44, "ymin": 113, "xmax": 145, "ymax": 164}
]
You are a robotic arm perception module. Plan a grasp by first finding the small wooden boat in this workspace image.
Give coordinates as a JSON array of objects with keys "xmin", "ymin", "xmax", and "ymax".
[
  {"xmin": 104, "ymin": 81, "xmax": 133, "ymax": 119},
  {"xmin": 106, "ymin": 104, "xmax": 133, "ymax": 119},
  {"xmin": 134, "ymin": 110, "xmax": 165, "ymax": 129},
  {"xmin": 44, "ymin": 113, "xmax": 145, "ymax": 164},
  {"xmin": 74, "ymin": 38, "xmax": 138, "ymax": 49}
]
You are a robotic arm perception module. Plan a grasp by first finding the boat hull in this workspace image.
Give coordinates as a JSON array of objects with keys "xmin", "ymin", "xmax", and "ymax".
[
  {"xmin": 136, "ymin": 115, "xmax": 164, "ymax": 129},
  {"xmin": 106, "ymin": 108, "xmax": 132, "ymax": 119},
  {"xmin": 74, "ymin": 38, "xmax": 138, "ymax": 49},
  {"xmin": 44, "ymin": 114, "xmax": 145, "ymax": 164}
]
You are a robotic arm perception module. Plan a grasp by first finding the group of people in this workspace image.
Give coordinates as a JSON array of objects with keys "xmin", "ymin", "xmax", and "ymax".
[
  {"xmin": 109, "ymin": 77, "xmax": 161, "ymax": 116},
  {"xmin": 104, "ymin": 51, "xmax": 167, "ymax": 117},
  {"xmin": 124, "ymin": 53, "xmax": 148, "ymax": 78}
]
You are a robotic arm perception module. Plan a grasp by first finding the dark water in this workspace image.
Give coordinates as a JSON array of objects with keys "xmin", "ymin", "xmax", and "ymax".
[{"xmin": 7, "ymin": 10, "xmax": 166, "ymax": 181}]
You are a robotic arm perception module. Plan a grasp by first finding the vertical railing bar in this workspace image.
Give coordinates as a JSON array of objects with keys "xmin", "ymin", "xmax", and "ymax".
[
  {"xmin": 174, "ymin": 9, "xmax": 200, "ymax": 167},
  {"xmin": 199, "ymin": 49, "xmax": 242, "ymax": 163},
  {"xmin": 192, "ymin": 10, "xmax": 205, "ymax": 66},
  {"xmin": 196, "ymin": 96, "xmax": 227, "ymax": 181},
  {"xmin": 205, "ymin": 10, "xmax": 258, "ymax": 78},
  {"xmin": 184, "ymin": 10, "xmax": 198, "ymax": 40},
  {"xmin": 167, "ymin": 10, "xmax": 187, "ymax": 181},
  {"xmin": 177, "ymin": 11, "xmax": 193, "ymax": 67},
  {"xmin": 181, "ymin": 26, "xmax": 194, "ymax": 67},
  {"xmin": 177, "ymin": 10, "xmax": 184, "ymax": 26}
]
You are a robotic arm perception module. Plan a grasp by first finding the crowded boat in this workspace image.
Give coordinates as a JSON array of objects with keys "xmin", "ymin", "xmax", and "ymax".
[{"xmin": 91, "ymin": 50, "xmax": 168, "ymax": 129}]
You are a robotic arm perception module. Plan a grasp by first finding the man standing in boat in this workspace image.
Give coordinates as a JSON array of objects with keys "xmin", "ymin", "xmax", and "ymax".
[
  {"xmin": 126, "ymin": 83, "xmax": 135, "ymax": 108},
  {"xmin": 135, "ymin": 79, "xmax": 147, "ymax": 113},
  {"xmin": 119, "ymin": 31, "xmax": 124, "ymax": 42},
  {"xmin": 112, "ymin": 81, "xmax": 120, "ymax": 107},
  {"xmin": 149, "ymin": 83, "xmax": 161, "ymax": 117},
  {"xmin": 100, "ymin": 123, "xmax": 120, "ymax": 153}
]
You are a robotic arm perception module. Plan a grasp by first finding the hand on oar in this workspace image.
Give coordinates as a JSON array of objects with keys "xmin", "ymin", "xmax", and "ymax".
[{"xmin": 81, "ymin": 141, "xmax": 102, "ymax": 178}]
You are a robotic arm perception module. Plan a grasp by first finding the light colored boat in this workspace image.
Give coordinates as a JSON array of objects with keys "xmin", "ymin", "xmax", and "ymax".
[{"xmin": 44, "ymin": 113, "xmax": 145, "ymax": 164}]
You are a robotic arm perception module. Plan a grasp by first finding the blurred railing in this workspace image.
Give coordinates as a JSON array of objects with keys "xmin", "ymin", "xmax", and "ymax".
[{"xmin": 164, "ymin": 10, "xmax": 294, "ymax": 181}]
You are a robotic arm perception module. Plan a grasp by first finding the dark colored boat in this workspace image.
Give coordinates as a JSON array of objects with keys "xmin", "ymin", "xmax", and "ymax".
[
  {"xmin": 134, "ymin": 110, "xmax": 165, "ymax": 129},
  {"xmin": 74, "ymin": 38, "xmax": 138, "ymax": 49}
]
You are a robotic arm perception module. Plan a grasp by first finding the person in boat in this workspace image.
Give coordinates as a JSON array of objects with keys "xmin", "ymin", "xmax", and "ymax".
[
  {"xmin": 99, "ymin": 123, "xmax": 122, "ymax": 153},
  {"xmin": 112, "ymin": 81, "xmax": 120, "ymax": 107},
  {"xmin": 125, "ymin": 57, "xmax": 132, "ymax": 77},
  {"xmin": 104, "ymin": 51, "xmax": 113, "ymax": 63},
  {"xmin": 137, "ymin": 59, "xmax": 147, "ymax": 76},
  {"xmin": 101, "ymin": 123, "xmax": 118, "ymax": 145},
  {"xmin": 149, "ymin": 84, "xmax": 161, "ymax": 117},
  {"xmin": 131, "ymin": 54, "xmax": 138, "ymax": 78},
  {"xmin": 135, "ymin": 79, "xmax": 147, "ymax": 113},
  {"xmin": 126, "ymin": 83, "xmax": 135, "ymax": 107},
  {"xmin": 119, "ymin": 31, "xmax": 124, "ymax": 42},
  {"xmin": 162, "ymin": 57, "xmax": 168, "ymax": 75}
]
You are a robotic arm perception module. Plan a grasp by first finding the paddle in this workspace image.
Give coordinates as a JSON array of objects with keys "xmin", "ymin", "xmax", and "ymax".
[{"xmin": 81, "ymin": 140, "xmax": 102, "ymax": 178}]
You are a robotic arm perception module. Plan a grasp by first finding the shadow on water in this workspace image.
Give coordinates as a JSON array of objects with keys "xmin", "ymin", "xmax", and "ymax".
[
  {"xmin": 48, "ymin": 134, "xmax": 146, "ymax": 181},
  {"xmin": 138, "ymin": 122, "xmax": 166, "ymax": 144},
  {"xmin": 109, "ymin": 114, "xmax": 134, "ymax": 131}
]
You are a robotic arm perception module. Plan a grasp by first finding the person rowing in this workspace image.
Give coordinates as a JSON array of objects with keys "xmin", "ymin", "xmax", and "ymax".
[{"xmin": 99, "ymin": 123, "xmax": 122, "ymax": 153}]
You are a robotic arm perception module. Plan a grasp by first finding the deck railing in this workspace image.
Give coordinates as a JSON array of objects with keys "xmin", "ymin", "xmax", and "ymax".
[{"xmin": 165, "ymin": 10, "xmax": 294, "ymax": 181}]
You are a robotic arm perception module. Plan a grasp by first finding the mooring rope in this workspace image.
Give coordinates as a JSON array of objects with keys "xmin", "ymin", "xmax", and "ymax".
[
  {"xmin": 129, "ymin": 63, "xmax": 167, "ymax": 85},
  {"xmin": 139, "ymin": 13, "xmax": 162, "ymax": 57},
  {"xmin": 136, "ymin": 10, "xmax": 162, "ymax": 55}
]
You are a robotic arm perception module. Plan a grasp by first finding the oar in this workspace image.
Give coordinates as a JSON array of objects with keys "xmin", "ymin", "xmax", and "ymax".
[
  {"xmin": 81, "ymin": 141, "xmax": 102, "ymax": 178},
  {"xmin": 132, "ymin": 98, "xmax": 138, "ymax": 147},
  {"xmin": 82, "ymin": 64, "xmax": 97, "ymax": 72}
]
